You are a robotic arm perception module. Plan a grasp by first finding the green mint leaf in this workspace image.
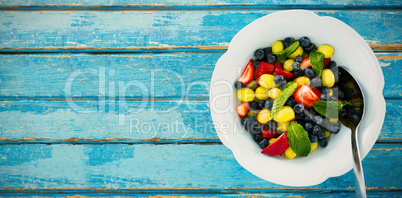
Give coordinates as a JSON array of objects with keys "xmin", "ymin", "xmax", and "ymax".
[
  {"xmin": 309, "ymin": 50, "xmax": 325, "ymax": 76},
  {"xmin": 274, "ymin": 41, "xmax": 300, "ymax": 61},
  {"xmin": 270, "ymin": 82, "xmax": 299, "ymax": 118},
  {"xmin": 313, "ymin": 100, "xmax": 349, "ymax": 118},
  {"xmin": 287, "ymin": 121, "xmax": 311, "ymax": 156}
]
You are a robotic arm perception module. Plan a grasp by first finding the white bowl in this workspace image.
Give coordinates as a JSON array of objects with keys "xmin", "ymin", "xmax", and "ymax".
[{"xmin": 209, "ymin": 10, "xmax": 386, "ymax": 186}]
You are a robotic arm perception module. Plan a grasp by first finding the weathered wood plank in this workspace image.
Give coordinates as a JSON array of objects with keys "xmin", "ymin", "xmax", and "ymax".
[
  {"xmin": 0, "ymin": 100, "xmax": 399, "ymax": 141},
  {"xmin": 0, "ymin": 144, "xmax": 400, "ymax": 190},
  {"xmin": 0, "ymin": 190, "xmax": 401, "ymax": 198},
  {"xmin": 0, "ymin": 11, "xmax": 400, "ymax": 51},
  {"xmin": 0, "ymin": 54, "xmax": 400, "ymax": 99},
  {"xmin": 0, "ymin": 0, "xmax": 401, "ymax": 9}
]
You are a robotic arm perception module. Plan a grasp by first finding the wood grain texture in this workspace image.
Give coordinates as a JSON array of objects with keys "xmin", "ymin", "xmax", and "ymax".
[
  {"xmin": 0, "ymin": 100, "xmax": 399, "ymax": 142},
  {"xmin": 0, "ymin": 11, "xmax": 400, "ymax": 52},
  {"xmin": 1, "ymin": 0, "xmax": 401, "ymax": 9},
  {"xmin": 1, "ymin": 190, "xmax": 401, "ymax": 198},
  {"xmin": 0, "ymin": 144, "xmax": 400, "ymax": 190},
  {"xmin": 0, "ymin": 53, "xmax": 400, "ymax": 99}
]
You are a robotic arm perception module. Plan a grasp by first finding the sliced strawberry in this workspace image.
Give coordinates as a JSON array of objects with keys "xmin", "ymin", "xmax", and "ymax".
[
  {"xmin": 310, "ymin": 87, "xmax": 322, "ymax": 98},
  {"xmin": 255, "ymin": 61, "xmax": 274, "ymax": 83},
  {"xmin": 261, "ymin": 132, "xmax": 289, "ymax": 156},
  {"xmin": 274, "ymin": 62, "xmax": 294, "ymax": 79},
  {"xmin": 238, "ymin": 59, "xmax": 255, "ymax": 85},
  {"xmin": 235, "ymin": 102, "xmax": 249, "ymax": 117},
  {"xmin": 300, "ymin": 57, "xmax": 311, "ymax": 70},
  {"xmin": 294, "ymin": 84, "xmax": 321, "ymax": 108},
  {"xmin": 261, "ymin": 129, "xmax": 281, "ymax": 139},
  {"xmin": 323, "ymin": 58, "xmax": 330, "ymax": 67}
]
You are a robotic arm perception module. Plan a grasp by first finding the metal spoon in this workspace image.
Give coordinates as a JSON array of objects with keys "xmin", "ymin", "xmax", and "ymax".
[{"xmin": 338, "ymin": 66, "xmax": 366, "ymax": 198}]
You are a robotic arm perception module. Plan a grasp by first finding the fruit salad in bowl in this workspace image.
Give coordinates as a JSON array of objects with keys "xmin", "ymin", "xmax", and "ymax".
[
  {"xmin": 235, "ymin": 36, "xmax": 363, "ymax": 159},
  {"xmin": 209, "ymin": 10, "xmax": 385, "ymax": 186}
]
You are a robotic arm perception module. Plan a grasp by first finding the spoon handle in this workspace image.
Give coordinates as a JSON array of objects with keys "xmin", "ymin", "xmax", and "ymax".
[{"xmin": 352, "ymin": 127, "xmax": 367, "ymax": 198}]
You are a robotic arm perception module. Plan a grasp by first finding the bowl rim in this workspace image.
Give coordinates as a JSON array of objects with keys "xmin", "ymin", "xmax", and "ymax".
[{"xmin": 209, "ymin": 9, "xmax": 386, "ymax": 186}]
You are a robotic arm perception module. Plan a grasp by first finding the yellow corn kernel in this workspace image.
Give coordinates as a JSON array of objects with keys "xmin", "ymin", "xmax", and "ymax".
[
  {"xmin": 272, "ymin": 41, "xmax": 284, "ymax": 53},
  {"xmin": 268, "ymin": 88, "xmax": 282, "ymax": 99},
  {"xmin": 255, "ymin": 86, "xmax": 269, "ymax": 100},
  {"xmin": 283, "ymin": 59, "xmax": 295, "ymax": 72},
  {"xmin": 293, "ymin": 76, "xmax": 311, "ymax": 86},
  {"xmin": 277, "ymin": 122, "xmax": 289, "ymax": 132},
  {"xmin": 311, "ymin": 142, "xmax": 319, "ymax": 152},
  {"xmin": 285, "ymin": 147, "xmax": 297, "ymax": 159},
  {"xmin": 257, "ymin": 109, "xmax": 271, "ymax": 124},
  {"xmin": 317, "ymin": 44, "xmax": 334, "ymax": 58},
  {"xmin": 288, "ymin": 46, "xmax": 303, "ymax": 59}
]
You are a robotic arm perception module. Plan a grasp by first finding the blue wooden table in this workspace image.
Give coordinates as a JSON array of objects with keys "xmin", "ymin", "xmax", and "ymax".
[{"xmin": 0, "ymin": 1, "xmax": 401, "ymax": 197}]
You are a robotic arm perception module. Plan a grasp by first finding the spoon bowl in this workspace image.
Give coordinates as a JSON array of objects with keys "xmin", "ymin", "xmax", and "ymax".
[{"xmin": 338, "ymin": 66, "xmax": 366, "ymax": 198}]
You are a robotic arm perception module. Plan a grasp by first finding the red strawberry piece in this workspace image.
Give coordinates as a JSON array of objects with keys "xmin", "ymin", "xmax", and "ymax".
[
  {"xmin": 235, "ymin": 102, "xmax": 249, "ymax": 118},
  {"xmin": 256, "ymin": 61, "xmax": 274, "ymax": 83},
  {"xmin": 261, "ymin": 129, "xmax": 281, "ymax": 139},
  {"xmin": 323, "ymin": 58, "xmax": 330, "ymax": 67},
  {"xmin": 261, "ymin": 132, "xmax": 289, "ymax": 156},
  {"xmin": 300, "ymin": 57, "xmax": 311, "ymax": 70},
  {"xmin": 310, "ymin": 87, "xmax": 322, "ymax": 98},
  {"xmin": 238, "ymin": 59, "xmax": 255, "ymax": 85},
  {"xmin": 274, "ymin": 62, "xmax": 294, "ymax": 79},
  {"xmin": 294, "ymin": 84, "xmax": 321, "ymax": 108}
]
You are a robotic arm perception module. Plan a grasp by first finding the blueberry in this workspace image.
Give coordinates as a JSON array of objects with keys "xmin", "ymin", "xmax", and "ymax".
[
  {"xmin": 266, "ymin": 53, "xmax": 277, "ymax": 64},
  {"xmin": 321, "ymin": 87, "xmax": 331, "ymax": 95},
  {"xmin": 304, "ymin": 115, "xmax": 312, "ymax": 122},
  {"xmin": 274, "ymin": 75, "xmax": 286, "ymax": 84},
  {"xmin": 254, "ymin": 133, "xmax": 263, "ymax": 143},
  {"xmin": 295, "ymin": 55, "xmax": 303, "ymax": 63},
  {"xmin": 264, "ymin": 100, "xmax": 273, "ymax": 110},
  {"xmin": 304, "ymin": 122, "xmax": 313, "ymax": 132},
  {"xmin": 258, "ymin": 100, "xmax": 266, "ymax": 109},
  {"xmin": 249, "ymin": 121, "xmax": 262, "ymax": 134},
  {"xmin": 297, "ymin": 120, "xmax": 306, "ymax": 127},
  {"xmin": 310, "ymin": 76, "xmax": 322, "ymax": 88},
  {"xmin": 319, "ymin": 138, "xmax": 328, "ymax": 148},
  {"xmin": 309, "ymin": 108, "xmax": 319, "ymax": 116},
  {"xmin": 320, "ymin": 93, "xmax": 329, "ymax": 101},
  {"xmin": 249, "ymin": 116, "xmax": 257, "ymax": 124},
  {"xmin": 312, "ymin": 125, "xmax": 322, "ymax": 135},
  {"xmin": 312, "ymin": 115, "xmax": 323, "ymax": 125},
  {"xmin": 249, "ymin": 101, "xmax": 259, "ymax": 110},
  {"xmin": 263, "ymin": 47, "xmax": 272, "ymax": 54},
  {"xmin": 234, "ymin": 81, "xmax": 244, "ymax": 89},
  {"xmin": 318, "ymin": 130, "xmax": 326, "ymax": 139},
  {"xmin": 241, "ymin": 117, "xmax": 249, "ymax": 125},
  {"xmin": 310, "ymin": 134, "xmax": 318, "ymax": 143},
  {"xmin": 293, "ymin": 103, "xmax": 304, "ymax": 114},
  {"xmin": 299, "ymin": 36, "xmax": 311, "ymax": 48},
  {"xmin": 292, "ymin": 62, "xmax": 301, "ymax": 70},
  {"xmin": 283, "ymin": 37, "xmax": 295, "ymax": 48},
  {"xmin": 293, "ymin": 68, "xmax": 303, "ymax": 77},
  {"xmin": 305, "ymin": 43, "xmax": 316, "ymax": 52},
  {"xmin": 254, "ymin": 49, "xmax": 265, "ymax": 60},
  {"xmin": 295, "ymin": 113, "xmax": 304, "ymax": 120},
  {"xmin": 322, "ymin": 120, "xmax": 341, "ymax": 134},
  {"xmin": 304, "ymin": 67, "xmax": 315, "ymax": 78},
  {"xmin": 285, "ymin": 96, "xmax": 296, "ymax": 107},
  {"xmin": 253, "ymin": 60, "xmax": 260, "ymax": 69},
  {"xmin": 266, "ymin": 120, "xmax": 277, "ymax": 131},
  {"xmin": 327, "ymin": 61, "xmax": 337, "ymax": 69},
  {"xmin": 258, "ymin": 139, "xmax": 269, "ymax": 149}
]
